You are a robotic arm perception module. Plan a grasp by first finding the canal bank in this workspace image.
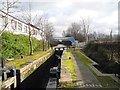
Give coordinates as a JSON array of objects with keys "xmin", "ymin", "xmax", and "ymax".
[
  {"xmin": 20, "ymin": 49, "xmax": 63, "ymax": 89},
  {"xmin": 59, "ymin": 49, "xmax": 120, "ymax": 89},
  {"xmin": 0, "ymin": 49, "xmax": 54, "ymax": 89}
]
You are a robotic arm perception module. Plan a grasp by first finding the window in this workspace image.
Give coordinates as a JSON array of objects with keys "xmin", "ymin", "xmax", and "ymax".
[
  {"xmin": 11, "ymin": 20, "xmax": 17, "ymax": 30},
  {"xmin": 35, "ymin": 30, "xmax": 37, "ymax": 35},
  {"xmin": 0, "ymin": 16, "xmax": 7, "ymax": 26},
  {"xmin": 24, "ymin": 25, "xmax": 28, "ymax": 33},
  {"xmin": 0, "ymin": 16, "xmax": 3, "ymax": 26},
  {"xmin": 36, "ymin": 31, "xmax": 39, "ymax": 35},
  {"xmin": 2, "ymin": 16, "xmax": 7, "ymax": 24},
  {"xmin": 0, "ymin": 16, "xmax": 8, "ymax": 31},
  {"xmin": 18, "ymin": 22, "xmax": 22, "ymax": 31}
]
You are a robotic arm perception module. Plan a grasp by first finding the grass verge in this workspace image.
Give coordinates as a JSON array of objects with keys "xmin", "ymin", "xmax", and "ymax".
[
  {"xmin": 60, "ymin": 50, "xmax": 76, "ymax": 88},
  {"xmin": 60, "ymin": 83, "xmax": 76, "ymax": 88},
  {"xmin": 74, "ymin": 50, "xmax": 120, "ymax": 88},
  {"xmin": 75, "ymin": 51, "xmax": 92, "ymax": 63},
  {"xmin": 7, "ymin": 49, "xmax": 52, "ymax": 67},
  {"xmin": 63, "ymin": 50, "xmax": 76, "ymax": 81}
]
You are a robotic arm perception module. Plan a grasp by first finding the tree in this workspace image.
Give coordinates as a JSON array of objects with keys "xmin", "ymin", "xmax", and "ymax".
[
  {"xmin": 63, "ymin": 19, "xmax": 90, "ymax": 42},
  {"xmin": 88, "ymin": 32, "xmax": 97, "ymax": 41},
  {"xmin": 19, "ymin": 2, "xmax": 55, "ymax": 51},
  {"xmin": 0, "ymin": 0, "xmax": 19, "ymax": 34},
  {"xmin": 81, "ymin": 19, "xmax": 90, "ymax": 42},
  {"xmin": 18, "ymin": 1, "xmax": 33, "ymax": 55},
  {"xmin": 27, "ymin": 2, "xmax": 33, "ymax": 55},
  {"xmin": 63, "ymin": 22, "xmax": 82, "ymax": 40},
  {"xmin": 44, "ymin": 23, "xmax": 54, "ymax": 38},
  {"xmin": 34, "ymin": 15, "xmax": 54, "ymax": 38},
  {"xmin": 34, "ymin": 15, "xmax": 54, "ymax": 50},
  {"xmin": 109, "ymin": 29, "xmax": 113, "ymax": 42}
]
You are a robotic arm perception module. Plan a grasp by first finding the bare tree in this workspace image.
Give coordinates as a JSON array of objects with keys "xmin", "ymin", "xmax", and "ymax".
[
  {"xmin": 88, "ymin": 31, "xmax": 97, "ymax": 41},
  {"xmin": 62, "ymin": 30, "xmax": 66, "ymax": 37},
  {"xmin": 44, "ymin": 23, "xmax": 54, "ymax": 38},
  {"xmin": 19, "ymin": 2, "xmax": 54, "ymax": 51},
  {"xmin": 33, "ymin": 15, "xmax": 54, "ymax": 50},
  {"xmin": 33, "ymin": 15, "xmax": 47, "ymax": 51},
  {"xmin": 34, "ymin": 15, "xmax": 54, "ymax": 38},
  {"xmin": 18, "ymin": 1, "xmax": 33, "ymax": 55},
  {"xmin": 64, "ymin": 22, "xmax": 81, "ymax": 39},
  {"xmin": 27, "ymin": 1, "xmax": 33, "ymax": 55},
  {"xmin": 1, "ymin": 0, "xmax": 18, "ymax": 13},
  {"xmin": 110, "ymin": 29, "xmax": 112, "ymax": 42},
  {"xmin": 63, "ymin": 19, "xmax": 90, "ymax": 42},
  {"xmin": 0, "ymin": 0, "xmax": 18, "ymax": 34},
  {"xmin": 81, "ymin": 19, "xmax": 90, "ymax": 42},
  {"xmin": 36, "ymin": 16, "xmax": 47, "ymax": 51}
]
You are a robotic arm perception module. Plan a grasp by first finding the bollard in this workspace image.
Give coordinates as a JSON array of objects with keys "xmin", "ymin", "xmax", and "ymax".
[
  {"xmin": 16, "ymin": 69, "xmax": 21, "ymax": 89},
  {"xmin": 69, "ymin": 57, "xmax": 71, "ymax": 59},
  {"xmin": 21, "ymin": 55, "xmax": 24, "ymax": 59},
  {"xmin": 0, "ymin": 57, "xmax": 6, "ymax": 68}
]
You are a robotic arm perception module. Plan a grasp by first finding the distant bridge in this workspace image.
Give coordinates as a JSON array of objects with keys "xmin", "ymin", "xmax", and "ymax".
[{"xmin": 46, "ymin": 37, "xmax": 75, "ymax": 42}]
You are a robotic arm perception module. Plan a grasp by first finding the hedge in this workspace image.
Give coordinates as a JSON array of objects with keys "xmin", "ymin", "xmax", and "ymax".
[
  {"xmin": 83, "ymin": 42, "xmax": 120, "ymax": 74},
  {"xmin": 1, "ymin": 32, "xmax": 45, "ymax": 58}
]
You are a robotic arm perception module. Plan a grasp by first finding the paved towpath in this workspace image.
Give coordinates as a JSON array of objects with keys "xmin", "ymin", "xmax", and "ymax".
[
  {"xmin": 78, "ymin": 49, "xmax": 120, "ymax": 84},
  {"xmin": 71, "ymin": 50, "xmax": 100, "ymax": 85}
]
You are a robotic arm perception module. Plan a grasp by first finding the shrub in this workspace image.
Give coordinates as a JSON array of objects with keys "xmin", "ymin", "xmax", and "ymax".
[{"xmin": 1, "ymin": 32, "xmax": 43, "ymax": 58}]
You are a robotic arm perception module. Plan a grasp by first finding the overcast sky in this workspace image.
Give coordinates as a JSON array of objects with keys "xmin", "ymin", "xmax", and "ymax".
[{"xmin": 3, "ymin": 0, "xmax": 119, "ymax": 37}]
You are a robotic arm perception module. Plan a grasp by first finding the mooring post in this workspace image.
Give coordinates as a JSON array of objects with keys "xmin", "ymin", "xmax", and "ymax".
[
  {"xmin": 0, "ymin": 57, "xmax": 6, "ymax": 90},
  {"xmin": 16, "ymin": 69, "xmax": 21, "ymax": 89},
  {"xmin": 0, "ymin": 57, "xmax": 6, "ymax": 68}
]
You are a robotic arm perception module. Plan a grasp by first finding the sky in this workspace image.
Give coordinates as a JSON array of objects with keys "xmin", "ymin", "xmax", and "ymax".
[{"xmin": 1, "ymin": 0, "xmax": 119, "ymax": 37}]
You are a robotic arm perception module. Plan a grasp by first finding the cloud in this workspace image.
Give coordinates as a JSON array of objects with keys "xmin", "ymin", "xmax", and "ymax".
[
  {"xmin": 55, "ymin": 0, "xmax": 73, "ymax": 8},
  {"xmin": 53, "ymin": 25, "xmax": 67, "ymax": 37},
  {"xmin": 49, "ymin": 17, "xmax": 57, "ymax": 23},
  {"xmin": 16, "ymin": 0, "xmax": 119, "ymax": 37},
  {"xmin": 92, "ymin": 10, "xmax": 118, "ymax": 34},
  {"xmin": 97, "ymin": 10, "xmax": 117, "ymax": 24}
]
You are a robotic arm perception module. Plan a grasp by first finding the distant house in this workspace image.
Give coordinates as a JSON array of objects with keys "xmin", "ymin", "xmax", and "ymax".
[{"xmin": 0, "ymin": 10, "xmax": 45, "ymax": 40}]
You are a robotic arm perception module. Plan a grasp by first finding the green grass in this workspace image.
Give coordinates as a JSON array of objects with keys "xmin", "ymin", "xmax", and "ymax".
[
  {"xmin": 61, "ymin": 83, "xmax": 75, "ymax": 88},
  {"xmin": 6, "ymin": 55, "xmax": 28, "ymax": 63},
  {"xmin": 63, "ymin": 50, "xmax": 76, "ymax": 81},
  {"xmin": 86, "ymin": 64, "xmax": 120, "ymax": 88},
  {"xmin": 6, "ymin": 50, "xmax": 44, "ymax": 64},
  {"xmin": 60, "ymin": 50, "xmax": 76, "ymax": 88},
  {"xmin": 75, "ymin": 51, "xmax": 92, "ymax": 63},
  {"xmin": 74, "ymin": 50, "xmax": 120, "ymax": 88},
  {"xmin": 97, "ymin": 76, "xmax": 120, "ymax": 88},
  {"xmin": 7, "ymin": 49, "xmax": 52, "ymax": 67}
]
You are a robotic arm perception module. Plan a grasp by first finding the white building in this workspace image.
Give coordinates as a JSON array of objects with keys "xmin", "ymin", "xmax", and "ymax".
[{"xmin": 0, "ymin": 10, "xmax": 45, "ymax": 40}]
